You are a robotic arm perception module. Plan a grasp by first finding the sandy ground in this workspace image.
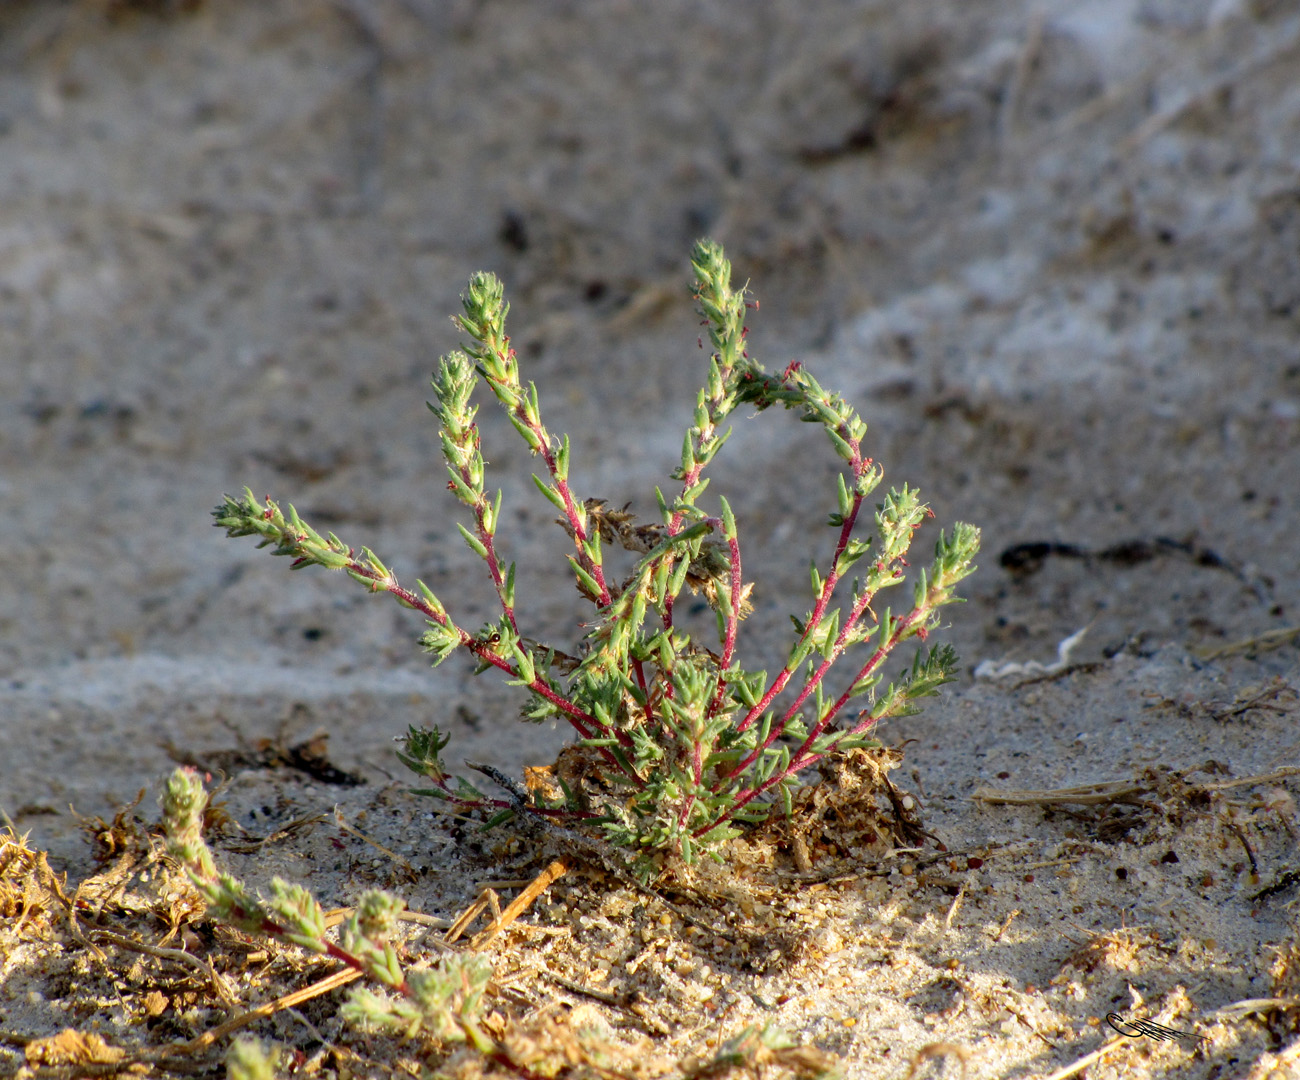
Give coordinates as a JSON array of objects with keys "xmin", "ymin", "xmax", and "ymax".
[{"xmin": 2, "ymin": 1, "xmax": 1300, "ymax": 1077}]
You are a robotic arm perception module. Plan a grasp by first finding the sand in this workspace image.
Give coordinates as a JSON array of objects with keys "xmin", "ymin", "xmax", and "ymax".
[{"xmin": 2, "ymin": 2, "xmax": 1299, "ymax": 1077}]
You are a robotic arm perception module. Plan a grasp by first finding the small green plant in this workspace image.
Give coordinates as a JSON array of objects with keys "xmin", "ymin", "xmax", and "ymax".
[
  {"xmin": 162, "ymin": 770, "xmax": 499, "ymax": 1054},
  {"xmin": 161, "ymin": 768, "xmax": 839, "ymax": 1079},
  {"xmin": 225, "ymin": 1038, "xmax": 282, "ymax": 1080},
  {"xmin": 214, "ymin": 240, "xmax": 978, "ymax": 878}
]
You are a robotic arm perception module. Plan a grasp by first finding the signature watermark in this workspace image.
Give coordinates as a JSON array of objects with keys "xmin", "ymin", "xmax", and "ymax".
[{"xmin": 1106, "ymin": 1012, "xmax": 1207, "ymax": 1046}]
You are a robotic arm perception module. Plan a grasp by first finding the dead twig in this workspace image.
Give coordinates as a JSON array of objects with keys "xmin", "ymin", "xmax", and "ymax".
[
  {"xmin": 470, "ymin": 858, "xmax": 570, "ymax": 949},
  {"xmin": 903, "ymin": 1041, "xmax": 970, "ymax": 1080},
  {"xmin": 972, "ymin": 780, "xmax": 1151, "ymax": 808},
  {"xmin": 87, "ymin": 928, "xmax": 238, "ymax": 1006},
  {"xmin": 1195, "ymin": 625, "xmax": 1300, "ymax": 660},
  {"xmin": 1039, "ymin": 1037, "xmax": 1125, "ymax": 1080},
  {"xmin": 444, "ymin": 886, "xmax": 505, "ymax": 946},
  {"xmin": 1118, "ymin": 16, "xmax": 1300, "ymax": 156},
  {"xmin": 1222, "ymin": 819, "xmax": 1260, "ymax": 877},
  {"xmin": 152, "ymin": 965, "xmax": 361, "ymax": 1061},
  {"xmin": 1199, "ymin": 767, "xmax": 1300, "ymax": 792},
  {"xmin": 975, "ymin": 765, "xmax": 1300, "ymax": 811}
]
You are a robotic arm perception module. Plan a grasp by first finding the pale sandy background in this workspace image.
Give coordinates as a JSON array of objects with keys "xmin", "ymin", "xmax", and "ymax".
[{"xmin": 2, "ymin": 2, "xmax": 1299, "ymax": 1077}]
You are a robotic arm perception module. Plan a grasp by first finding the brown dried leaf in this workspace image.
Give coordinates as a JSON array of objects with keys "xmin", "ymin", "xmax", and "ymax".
[{"xmin": 25, "ymin": 1029, "xmax": 127, "ymax": 1067}]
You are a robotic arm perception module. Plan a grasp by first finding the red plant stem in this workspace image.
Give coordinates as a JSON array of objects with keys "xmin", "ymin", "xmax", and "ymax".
[
  {"xmin": 656, "ymin": 450, "xmax": 711, "ymax": 665},
  {"xmin": 221, "ymin": 907, "xmax": 418, "ymax": 999},
  {"xmin": 670, "ymin": 521, "xmax": 740, "ymax": 835},
  {"xmin": 697, "ymin": 599, "xmax": 933, "ymax": 835},
  {"xmin": 459, "ymin": 425, "xmax": 517, "ymax": 635},
  {"xmin": 489, "ymin": 343, "xmax": 614, "ymax": 610},
  {"xmin": 653, "ymin": 448, "xmax": 724, "ymax": 833},
  {"xmin": 232, "ymin": 907, "xmax": 545, "ymax": 1080},
  {"xmin": 785, "ymin": 601, "xmax": 929, "ymax": 760},
  {"xmin": 631, "ymin": 656, "xmax": 656, "ymax": 727},
  {"xmin": 722, "ymin": 573, "xmax": 882, "ymax": 783},
  {"xmin": 698, "ymin": 531, "xmax": 744, "ymax": 748},
  {"xmin": 342, "ymin": 558, "xmax": 626, "ymax": 749},
  {"xmin": 733, "ymin": 473, "xmax": 867, "ymax": 735},
  {"xmin": 537, "ymin": 440, "xmax": 613, "ymax": 608},
  {"xmin": 720, "ymin": 533, "xmax": 742, "ymax": 670}
]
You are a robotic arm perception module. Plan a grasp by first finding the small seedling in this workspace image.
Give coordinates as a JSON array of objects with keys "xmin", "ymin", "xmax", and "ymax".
[
  {"xmin": 214, "ymin": 240, "xmax": 979, "ymax": 879},
  {"xmin": 161, "ymin": 768, "xmax": 839, "ymax": 1078},
  {"xmin": 164, "ymin": 769, "xmax": 513, "ymax": 1064}
]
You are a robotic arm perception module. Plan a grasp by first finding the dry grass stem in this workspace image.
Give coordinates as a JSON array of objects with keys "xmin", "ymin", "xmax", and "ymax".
[{"xmin": 470, "ymin": 858, "xmax": 571, "ymax": 949}]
